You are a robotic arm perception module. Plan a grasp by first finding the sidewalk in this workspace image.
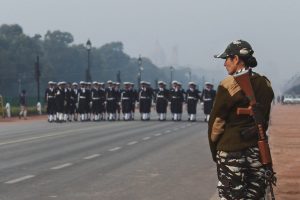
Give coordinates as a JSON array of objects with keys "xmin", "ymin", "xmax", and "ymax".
[
  {"xmin": 270, "ymin": 104, "xmax": 300, "ymax": 200},
  {"xmin": 0, "ymin": 115, "xmax": 47, "ymax": 123}
]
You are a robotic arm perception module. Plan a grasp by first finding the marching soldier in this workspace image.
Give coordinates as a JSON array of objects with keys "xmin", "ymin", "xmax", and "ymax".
[
  {"xmin": 139, "ymin": 81, "xmax": 153, "ymax": 120},
  {"xmin": 70, "ymin": 82, "xmax": 78, "ymax": 121},
  {"xmin": 201, "ymin": 82, "xmax": 216, "ymax": 122},
  {"xmin": 45, "ymin": 81, "xmax": 56, "ymax": 122},
  {"xmin": 186, "ymin": 82, "xmax": 201, "ymax": 121},
  {"xmin": 64, "ymin": 82, "xmax": 73, "ymax": 122},
  {"xmin": 170, "ymin": 81, "xmax": 184, "ymax": 121},
  {"xmin": 85, "ymin": 82, "xmax": 92, "ymax": 121},
  {"xmin": 106, "ymin": 80, "xmax": 118, "ymax": 121},
  {"xmin": 55, "ymin": 82, "xmax": 66, "ymax": 122},
  {"xmin": 130, "ymin": 83, "xmax": 138, "ymax": 120},
  {"xmin": 169, "ymin": 81, "xmax": 177, "ymax": 120},
  {"xmin": 121, "ymin": 82, "xmax": 133, "ymax": 120},
  {"xmin": 115, "ymin": 82, "xmax": 122, "ymax": 120},
  {"xmin": 91, "ymin": 82, "xmax": 101, "ymax": 121},
  {"xmin": 98, "ymin": 82, "xmax": 107, "ymax": 120},
  {"xmin": 155, "ymin": 81, "xmax": 169, "ymax": 121},
  {"xmin": 77, "ymin": 81, "xmax": 88, "ymax": 121}
]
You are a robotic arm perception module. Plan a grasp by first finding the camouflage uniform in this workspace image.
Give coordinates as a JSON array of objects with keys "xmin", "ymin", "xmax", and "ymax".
[{"xmin": 216, "ymin": 146, "xmax": 267, "ymax": 199}]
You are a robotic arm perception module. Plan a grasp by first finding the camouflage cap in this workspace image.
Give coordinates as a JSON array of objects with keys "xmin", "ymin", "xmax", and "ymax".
[{"xmin": 214, "ymin": 40, "xmax": 254, "ymax": 59}]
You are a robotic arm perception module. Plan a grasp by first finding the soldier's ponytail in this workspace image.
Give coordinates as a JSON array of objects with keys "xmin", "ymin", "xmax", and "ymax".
[
  {"xmin": 246, "ymin": 56, "xmax": 257, "ymax": 68},
  {"xmin": 240, "ymin": 56, "xmax": 257, "ymax": 68}
]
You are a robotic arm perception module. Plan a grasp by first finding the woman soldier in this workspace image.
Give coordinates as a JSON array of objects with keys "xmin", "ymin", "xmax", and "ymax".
[{"xmin": 209, "ymin": 40, "xmax": 274, "ymax": 199}]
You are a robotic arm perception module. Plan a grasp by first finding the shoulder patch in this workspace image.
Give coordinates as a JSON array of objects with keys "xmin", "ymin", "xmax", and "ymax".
[{"xmin": 220, "ymin": 76, "xmax": 241, "ymax": 96}]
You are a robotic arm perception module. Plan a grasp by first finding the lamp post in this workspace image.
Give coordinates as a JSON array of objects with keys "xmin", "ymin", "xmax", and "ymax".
[
  {"xmin": 85, "ymin": 39, "xmax": 92, "ymax": 82},
  {"xmin": 170, "ymin": 66, "xmax": 174, "ymax": 88},
  {"xmin": 137, "ymin": 55, "xmax": 143, "ymax": 85}
]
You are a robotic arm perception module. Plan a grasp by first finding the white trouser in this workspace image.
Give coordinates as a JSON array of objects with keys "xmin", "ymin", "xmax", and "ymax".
[
  {"xmin": 124, "ymin": 113, "xmax": 131, "ymax": 120},
  {"xmin": 159, "ymin": 113, "xmax": 166, "ymax": 120},
  {"xmin": 109, "ymin": 113, "xmax": 116, "ymax": 120},
  {"xmin": 142, "ymin": 113, "xmax": 149, "ymax": 120},
  {"xmin": 19, "ymin": 106, "xmax": 27, "ymax": 118},
  {"xmin": 174, "ymin": 113, "xmax": 181, "ymax": 121},
  {"xmin": 190, "ymin": 114, "xmax": 196, "ymax": 121},
  {"xmin": 206, "ymin": 114, "xmax": 210, "ymax": 122}
]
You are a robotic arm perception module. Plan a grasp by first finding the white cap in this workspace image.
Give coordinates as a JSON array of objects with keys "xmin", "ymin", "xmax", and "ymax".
[
  {"xmin": 189, "ymin": 82, "xmax": 196, "ymax": 86},
  {"xmin": 72, "ymin": 82, "xmax": 78, "ymax": 86},
  {"xmin": 205, "ymin": 82, "xmax": 213, "ymax": 85},
  {"xmin": 158, "ymin": 81, "xmax": 166, "ymax": 85}
]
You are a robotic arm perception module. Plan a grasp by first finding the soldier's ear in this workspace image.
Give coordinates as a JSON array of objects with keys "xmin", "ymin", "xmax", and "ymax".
[{"xmin": 233, "ymin": 55, "xmax": 240, "ymax": 65}]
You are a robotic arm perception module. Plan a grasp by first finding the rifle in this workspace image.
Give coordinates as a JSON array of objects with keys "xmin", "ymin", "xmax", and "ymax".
[{"xmin": 233, "ymin": 69, "xmax": 277, "ymax": 200}]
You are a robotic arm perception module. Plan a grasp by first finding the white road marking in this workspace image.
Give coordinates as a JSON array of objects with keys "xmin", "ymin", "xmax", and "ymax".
[
  {"xmin": 0, "ymin": 125, "xmax": 111, "ymax": 147},
  {"xmin": 109, "ymin": 147, "xmax": 122, "ymax": 152},
  {"xmin": 5, "ymin": 175, "xmax": 35, "ymax": 184},
  {"xmin": 51, "ymin": 163, "xmax": 73, "ymax": 170},
  {"xmin": 164, "ymin": 130, "xmax": 171, "ymax": 133},
  {"xmin": 154, "ymin": 133, "xmax": 162, "ymax": 136},
  {"xmin": 142, "ymin": 137, "xmax": 151, "ymax": 141},
  {"xmin": 84, "ymin": 154, "xmax": 101, "ymax": 160},
  {"xmin": 127, "ymin": 141, "xmax": 138, "ymax": 145}
]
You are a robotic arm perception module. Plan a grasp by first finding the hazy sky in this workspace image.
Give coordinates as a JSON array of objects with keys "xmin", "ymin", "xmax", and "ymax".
[{"xmin": 1, "ymin": 0, "xmax": 300, "ymax": 93}]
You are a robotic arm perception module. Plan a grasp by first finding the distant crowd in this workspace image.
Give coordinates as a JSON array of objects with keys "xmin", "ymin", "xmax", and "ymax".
[{"xmin": 44, "ymin": 80, "xmax": 216, "ymax": 123}]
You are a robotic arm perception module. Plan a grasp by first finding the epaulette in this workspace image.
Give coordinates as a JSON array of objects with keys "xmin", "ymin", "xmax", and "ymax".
[{"xmin": 220, "ymin": 75, "xmax": 241, "ymax": 97}]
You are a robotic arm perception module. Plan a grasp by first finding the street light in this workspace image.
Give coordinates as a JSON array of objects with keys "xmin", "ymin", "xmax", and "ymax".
[
  {"xmin": 170, "ymin": 66, "xmax": 174, "ymax": 88},
  {"xmin": 137, "ymin": 55, "xmax": 143, "ymax": 85},
  {"xmin": 85, "ymin": 39, "xmax": 92, "ymax": 82}
]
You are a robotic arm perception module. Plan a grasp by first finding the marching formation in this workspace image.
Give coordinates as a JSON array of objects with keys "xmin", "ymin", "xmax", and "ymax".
[{"xmin": 44, "ymin": 80, "xmax": 216, "ymax": 123}]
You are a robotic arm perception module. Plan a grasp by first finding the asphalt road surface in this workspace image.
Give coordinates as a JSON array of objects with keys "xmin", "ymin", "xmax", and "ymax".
[{"xmin": 0, "ymin": 114, "xmax": 217, "ymax": 200}]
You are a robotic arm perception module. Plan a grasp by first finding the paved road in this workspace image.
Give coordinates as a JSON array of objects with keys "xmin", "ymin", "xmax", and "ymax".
[{"xmin": 0, "ymin": 116, "xmax": 217, "ymax": 200}]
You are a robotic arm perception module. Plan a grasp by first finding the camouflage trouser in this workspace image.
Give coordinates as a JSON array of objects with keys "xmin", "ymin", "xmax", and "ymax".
[{"xmin": 216, "ymin": 146, "xmax": 267, "ymax": 200}]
